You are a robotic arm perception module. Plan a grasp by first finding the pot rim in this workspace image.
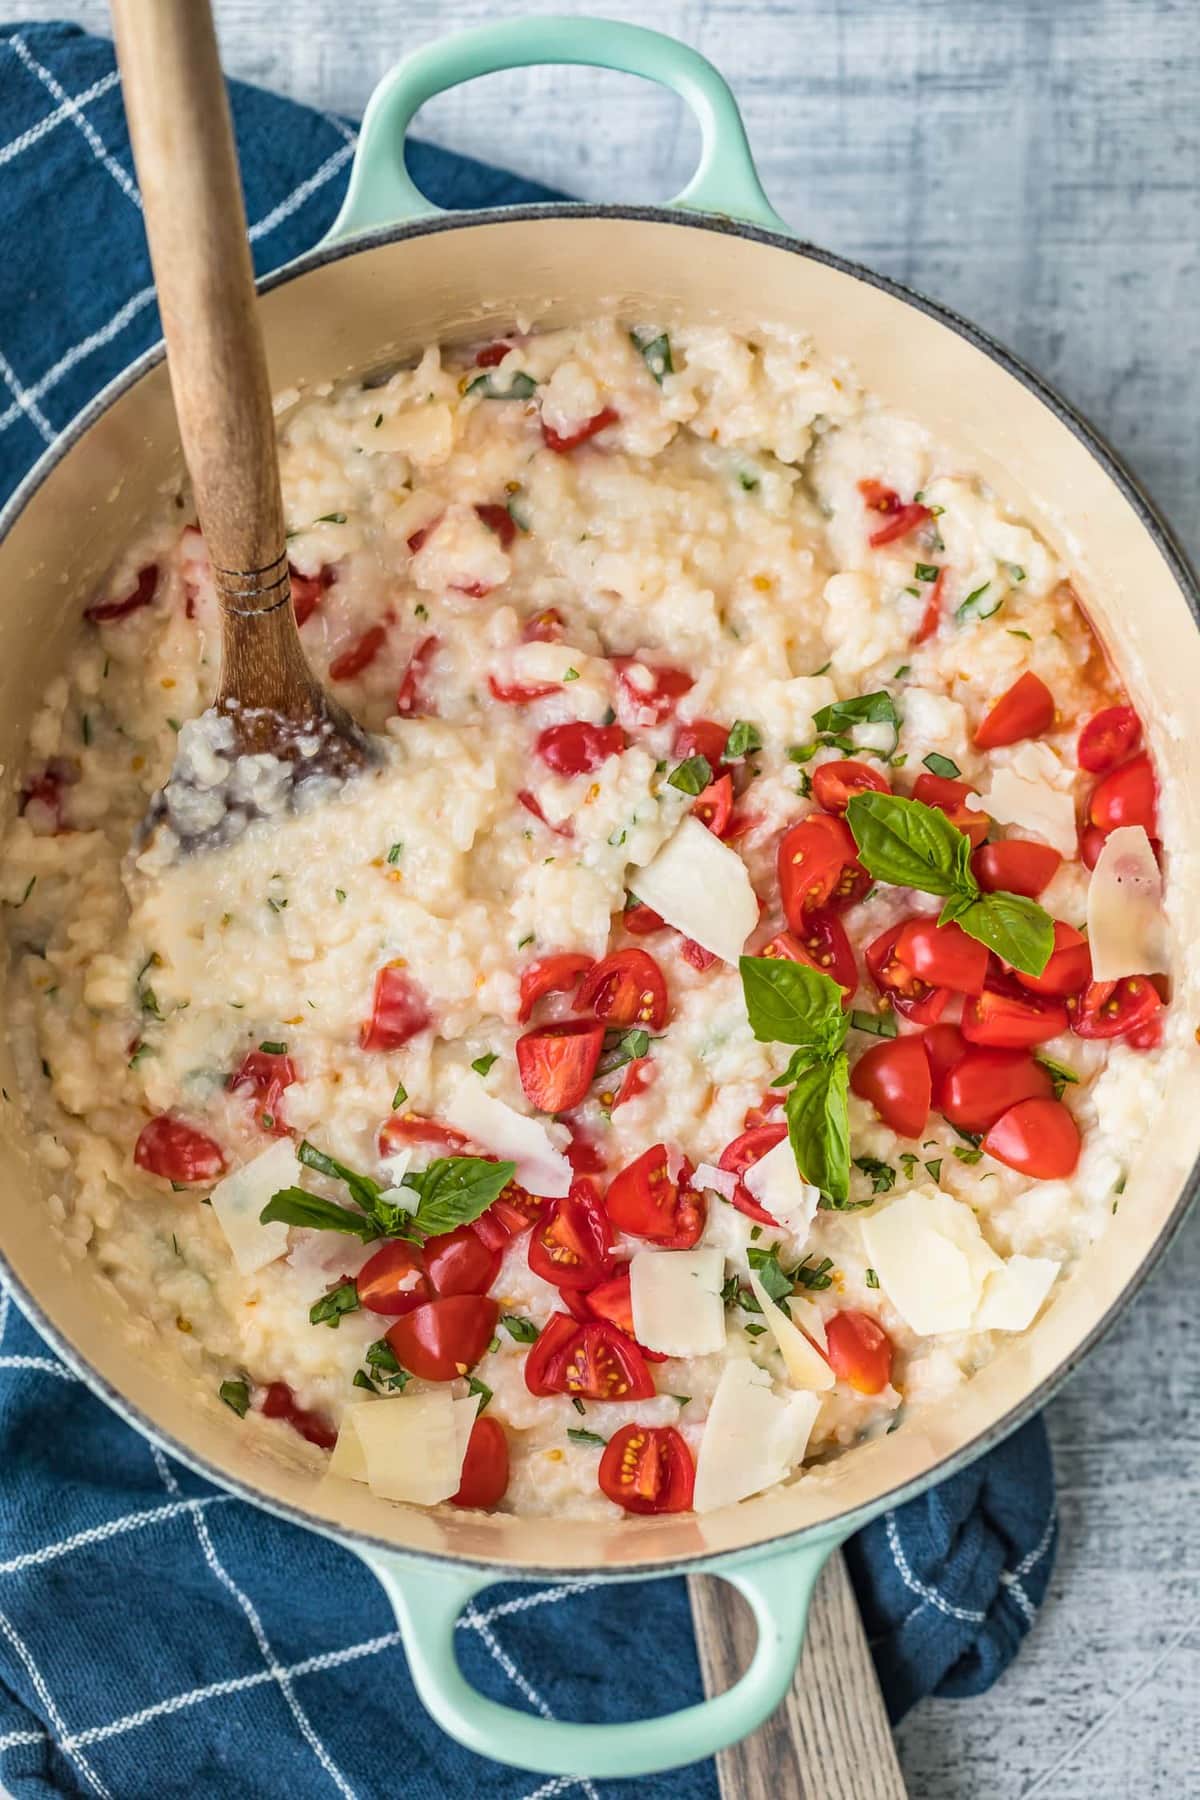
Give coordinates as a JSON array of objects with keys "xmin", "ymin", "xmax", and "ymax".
[{"xmin": 2, "ymin": 201, "xmax": 1197, "ymax": 1579}]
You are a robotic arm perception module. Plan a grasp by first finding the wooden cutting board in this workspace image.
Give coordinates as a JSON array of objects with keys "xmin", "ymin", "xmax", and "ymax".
[{"xmin": 689, "ymin": 1551, "xmax": 907, "ymax": 1798}]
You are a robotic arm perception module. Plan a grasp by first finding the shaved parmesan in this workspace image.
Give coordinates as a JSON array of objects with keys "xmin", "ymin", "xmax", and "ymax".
[
  {"xmin": 747, "ymin": 1273, "xmax": 835, "ymax": 1391},
  {"xmin": 1086, "ymin": 826, "xmax": 1168, "ymax": 981},
  {"xmin": 327, "ymin": 1400, "xmax": 373, "ymax": 1482},
  {"xmin": 693, "ymin": 1360, "xmax": 820, "ymax": 1512},
  {"xmin": 629, "ymin": 1245, "xmax": 726, "ymax": 1357},
  {"xmin": 968, "ymin": 747, "xmax": 1076, "ymax": 856},
  {"xmin": 743, "ymin": 1137, "xmax": 820, "ymax": 1238},
  {"xmin": 210, "ymin": 1139, "xmax": 297, "ymax": 1274},
  {"xmin": 630, "ymin": 816, "xmax": 758, "ymax": 965},
  {"xmin": 692, "ymin": 1162, "xmax": 738, "ymax": 1202},
  {"xmin": 860, "ymin": 1186, "xmax": 1002, "ymax": 1336},
  {"xmin": 786, "ymin": 1291, "xmax": 828, "ymax": 1352},
  {"xmin": 443, "ymin": 1077, "xmax": 571, "ymax": 1198},
  {"xmin": 973, "ymin": 1256, "xmax": 1059, "ymax": 1333},
  {"xmin": 349, "ymin": 1390, "xmax": 479, "ymax": 1505}
]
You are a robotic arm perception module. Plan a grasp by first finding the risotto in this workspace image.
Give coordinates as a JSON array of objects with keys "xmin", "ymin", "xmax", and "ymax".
[{"xmin": 0, "ymin": 317, "xmax": 1176, "ymax": 1518}]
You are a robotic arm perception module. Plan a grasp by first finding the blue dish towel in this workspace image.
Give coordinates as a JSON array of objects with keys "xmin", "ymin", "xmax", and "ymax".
[{"xmin": 0, "ymin": 23, "xmax": 1057, "ymax": 1798}]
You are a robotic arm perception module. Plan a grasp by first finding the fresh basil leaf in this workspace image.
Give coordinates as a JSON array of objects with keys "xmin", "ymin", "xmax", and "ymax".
[
  {"xmin": 950, "ymin": 891, "xmax": 1054, "ymax": 977},
  {"xmin": 724, "ymin": 719, "xmax": 762, "ymax": 758},
  {"xmin": 259, "ymin": 1039, "xmax": 287, "ymax": 1056},
  {"xmin": 739, "ymin": 956, "xmax": 848, "ymax": 1056},
  {"xmin": 768, "ymin": 1046, "xmax": 813, "ymax": 1089},
  {"xmin": 747, "ymin": 1244, "xmax": 793, "ymax": 1304},
  {"xmin": 846, "ymin": 792, "xmax": 977, "ymax": 899},
  {"xmin": 667, "ymin": 754, "xmax": 712, "ymax": 796},
  {"xmin": 743, "ymin": 1322, "xmax": 768, "ymax": 1337},
  {"xmin": 785, "ymin": 1053, "xmax": 850, "ymax": 1206},
  {"xmin": 922, "ymin": 752, "xmax": 961, "ymax": 779},
  {"xmin": 850, "ymin": 1009, "xmax": 898, "ymax": 1039},
  {"xmin": 854, "ymin": 1154, "xmax": 897, "ymax": 1194},
  {"xmin": 309, "ymin": 1279, "xmax": 361, "ymax": 1329},
  {"xmin": 297, "ymin": 1140, "xmax": 381, "ymax": 1213},
  {"xmin": 914, "ymin": 562, "xmax": 940, "ymax": 583},
  {"xmin": 865, "ymin": 1267, "xmax": 880, "ymax": 1289},
  {"xmin": 364, "ymin": 1338, "xmax": 410, "ymax": 1391},
  {"xmin": 812, "ymin": 691, "xmax": 900, "ymax": 734},
  {"xmin": 402, "ymin": 1156, "xmax": 517, "ymax": 1237},
  {"xmin": 567, "ymin": 1426, "xmax": 609, "ymax": 1448},
  {"xmin": 352, "ymin": 1368, "xmax": 379, "ymax": 1393},
  {"xmin": 467, "ymin": 1374, "xmax": 493, "ymax": 1411},
  {"xmin": 260, "ymin": 1186, "xmax": 379, "ymax": 1240},
  {"xmin": 924, "ymin": 1158, "xmax": 943, "ymax": 1182},
  {"xmin": 952, "ymin": 1144, "xmax": 984, "ymax": 1165},
  {"xmin": 219, "ymin": 1378, "xmax": 250, "ymax": 1417},
  {"xmin": 597, "ymin": 1027, "xmax": 651, "ymax": 1077},
  {"xmin": 792, "ymin": 1254, "xmax": 835, "ymax": 1291},
  {"xmin": 632, "ymin": 329, "xmax": 673, "ymax": 383},
  {"xmin": 500, "ymin": 1313, "xmax": 540, "ymax": 1344},
  {"xmin": 1036, "ymin": 1055, "xmax": 1080, "ymax": 1101},
  {"xmin": 956, "ymin": 582, "xmax": 1002, "ymax": 623},
  {"xmin": 471, "ymin": 1051, "xmax": 498, "ymax": 1077},
  {"xmin": 466, "ymin": 369, "xmax": 537, "ymax": 400}
]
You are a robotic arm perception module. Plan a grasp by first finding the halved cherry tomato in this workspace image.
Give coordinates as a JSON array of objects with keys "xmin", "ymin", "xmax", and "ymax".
[
  {"xmin": 812, "ymin": 760, "xmax": 890, "ymax": 816},
  {"xmin": 517, "ymin": 789, "xmax": 574, "ymax": 837},
  {"xmin": 261, "ymin": 1381, "xmax": 337, "ymax": 1451},
  {"xmin": 762, "ymin": 913, "xmax": 857, "ymax": 1000},
  {"xmin": 228, "ymin": 1048, "xmax": 296, "ymax": 1135},
  {"xmin": 850, "ymin": 1035, "xmax": 931, "ymax": 1138},
  {"xmin": 921, "ymin": 1022, "xmax": 966, "ymax": 1107},
  {"xmin": 85, "ymin": 563, "xmax": 158, "ymax": 624},
  {"xmin": 517, "ymin": 1021, "xmax": 605, "ymax": 1112},
  {"xmin": 610, "ymin": 1055, "xmax": 655, "ymax": 1110},
  {"xmin": 693, "ymin": 773, "xmax": 734, "ymax": 836},
  {"xmin": 134, "ymin": 1115, "xmax": 226, "ymax": 1184},
  {"xmin": 423, "ymin": 1225, "xmax": 502, "ymax": 1299},
  {"xmin": 551, "ymin": 1320, "xmax": 656, "ymax": 1402},
  {"xmin": 564, "ymin": 1123, "xmax": 608, "ymax": 1176},
  {"xmin": 451, "ymin": 1415, "xmax": 510, "ymax": 1508},
  {"xmin": 478, "ymin": 1176, "xmax": 549, "ymax": 1242},
  {"xmin": 614, "ymin": 658, "xmax": 694, "ymax": 724},
  {"xmin": 329, "ymin": 623, "xmax": 388, "ymax": 682},
  {"xmin": 679, "ymin": 937, "xmax": 719, "ymax": 971},
  {"xmin": 1079, "ymin": 823, "xmax": 1108, "ymax": 870},
  {"xmin": 395, "ymin": 634, "xmax": 439, "ymax": 716},
  {"xmin": 518, "ymin": 952, "xmax": 594, "ymax": 1024},
  {"xmin": 912, "ymin": 772, "xmax": 990, "ymax": 849},
  {"xmin": 359, "ymin": 964, "xmax": 431, "ymax": 1051},
  {"xmin": 523, "ymin": 607, "xmax": 565, "ymax": 643},
  {"xmin": 778, "ymin": 813, "xmax": 868, "ymax": 922},
  {"xmin": 575, "ymin": 949, "xmax": 668, "ymax": 1030},
  {"xmin": 1014, "ymin": 922, "xmax": 1091, "ymax": 997},
  {"xmin": 983, "ymin": 1097, "xmax": 1080, "ymax": 1179},
  {"xmin": 523, "ymin": 1311, "xmax": 583, "ymax": 1395},
  {"xmin": 387, "ymin": 1294, "xmax": 499, "ymax": 1383},
  {"xmin": 914, "ymin": 566, "xmax": 947, "ymax": 644},
  {"xmin": 378, "ymin": 1114, "xmax": 469, "ymax": 1158},
  {"xmin": 535, "ymin": 721, "xmax": 626, "ymax": 775},
  {"xmin": 623, "ymin": 899, "xmax": 666, "ymax": 935},
  {"xmin": 718, "ymin": 1123, "xmax": 788, "ymax": 1225},
  {"xmin": 474, "ymin": 502, "xmax": 516, "ymax": 549},
  {"xmin": 1088, "ymin": 752, "xmax": 1157, "ymax": 837},
  {"xmin": 289, "ymin": 562, "xmax": 334, "ymax": 627},
  {"xmin": 895, "ymin": 916, "xmax": 989, "ymax": 996},
  {"xmin": 488, "ymin": 674, "xmax": 558, "ymax": 704},
  {"xmin": 974, "ymin": 671, "xmax": 1056, "ymax": 751},
  {"xmin": 674, "ymin": 718, "xmax": 730, "ymax": 768},
  {"xmin": 605, "ymin": 1145, "xmax": 705, "ymax": 1247},
  {"xmin": 542, "ymin": 407, "xmax": 619, "ymax": 454},
  {"xmin": 598, "ymin": 1424, "xmax": 695, "ymax": 1514},
  {"xmin": 961, "ymin": 985, "xmax": 1069, "ymax": 1049},
  {"xmin": 1078, "ymin": 705, "xmax": 1141, "ymax": 775},
  {"xmin": 972, "ymin": 839, "xmax": 1062, "ymax": 898},
  {"xmin": 582, "ymin": 1271, "xmax": 666, "ymax": 1361},
  {"xmin": 528, "ymin": 1179, "xmax": 614, "ymax": 1289},
  {"xmin": 864, "ymin": 920, "xmax": 950, "ymax": 1025},
  {"xmin": 859, "ymin": 481, "xmax": 932, "ymax": 546},
  {"xmin": 1071, "ymin": 975, "xmax": 1164, "ymax": 1042},
  {"xmin": 825, "ymin": 1312, "xmax": 894, "ymax": 1395},
  {"xmin": 356, "ymin": 1240, "xmax": 427, "ymax": 1316},
  {"xmin": 938, "ymin": 1047, "xmax": 1053, "ymax": 1134}
]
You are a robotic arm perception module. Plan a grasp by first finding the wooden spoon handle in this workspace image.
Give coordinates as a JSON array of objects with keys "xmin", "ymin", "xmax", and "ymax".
[{"xmin": 110, "ymin": 0, "xmax": 287, "ymax": 614}]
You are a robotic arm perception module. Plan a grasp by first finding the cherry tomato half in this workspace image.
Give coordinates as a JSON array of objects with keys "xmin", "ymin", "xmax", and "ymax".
[
  {"xmin": 718, "ymin": 1123, "xmax": 788, "ymax": 1225},
  {"xmin": 605, "ymin": 1145, "xmax": 706, "ymax": 1247},
  {"xmin": 974, "ymin": 671, "xmax": 1056, "ymax": 751},
  {"xmin": 528, "ymin": 1179, "xmax": 614, "ymax": 1289},
  {"xmin": 356, "ymin": 1240, "xmax": 428, "ymax": 1316},
  {"xmin": 575, "ymin": 949, "xmax": 668, "ymax": 1030},
  {"xmin": 523, "ymin": 1311, "xmax": 583, "ymax": 1395},
  {"xmin": 983, "ymin": 1097, "xmax": 1080, "ymax": 1179},
  {"xmin": 598, "ymin": 1424, "xmax": 695, "ymax": 1514},
  {"xmin": 864, "ymin": 920, "xmax": 949, "ymax": 1025},
  {"xmin": 1078, "ymin": 705, "xmax": 1141, "ymax": 775},
  {"xmin": 778, "ymin": 813, "xmax": 868, "ymax": 922},
  {"xmin": 134, "ymin": 1115, "xmax": 226, "ymax": 1184},
  {"xmin": 261, "ymin": 1381, "xmax": 337, "ymax": 1451},
  {"xmin": 850, "ymin": 1035, "xmax": 932, "ymax": 1139},
  {"xmin": 825, "ymin": 1312, "xmax": 894, "ymax": 1395},
  {"xmin": 386, "ymin": 1294, "xmax": 499, "ymax": 1382},
  {"xmin": 762, "ymin": 914, "xmax": 857, "ymax": 1000},
  {"xmin": 693, "ymin": 773, "xmax": 734, "ymax": 836},
  {"xmin": 623, "ymin": 899, "xmax": 666, "ymax": 936},
  {"xmin": 228, "ymin": 1048, "xmax": 296, "ymax": 1135},
  {"xmin": 516, "ymin": 1020, "xmax": 606, "ymax": 1112},
  {"xmin": 938, "ymin": 1047, "xmax": 1053, "ymax": 1134},
  {"xmin": 423, "ymin": 1225, "xmax": 502, "ymax": 1299},
  {"xmin": 972, "ymin": 839, "xmax": 1062, "ymax": 898},
  {"xmin": 895, "ymin": 916, "xmax": 989, "ymax": 996},
  {"xmin": 912, "ymin": 772, "xmax": 990, "ymax": 849},
  {"xmin": 1079, "ymin": 822, "xmax": 1108, "ymax": 870},
  {"xmin": 610, "ymin": 1055, "xmax": 655, "ymax": 1111},
  {"xmin": 961, "ymin": 985, "xmax": 1070, "ymax": 1049},
  {"xmin": 1071, "ymin": 976, "xmax": 1164, "ymax": 1043},
  {"xmin": 614, "ymin": 657, "xmax": 694, "ymax": 724},
  {"xmin": 541, "ymin": 406, "xmax": 619, "ymax": 454},
  {"xmin": 518, "ymin": 952, "xmax": 594, "ymax": 1024},
  {"xmin": 921, "ymin": 1022, "xmax": 967, "ymax": 1107},
  {"xmin": 1088, "ymin": 752, "xmax": 1157, "ymax": 837},
  {"xmin": 450, "ymin": 1415, "xmax": 510, "ymax": 1509},
  {"xmin": 1013, "ymin": 922, "xmax": 1091, "ymax": 997},
  {"xmin": 359, "ymin": 964, "xmax": 431, "ymax": 1051},
  {"xmin": 583, "ymin": 1271, "xmax": 667, "ymax": 1362},
  {"xmin": 535, "ymin": 720, "xmax": 627, "ymax": 775},
  {"xmin": 812, "ymin": 760, "xmax": 890, "ymax": 816},
  {"xmin": 674, "ymin": 718, "xmax": 730, "ymax": 769}
]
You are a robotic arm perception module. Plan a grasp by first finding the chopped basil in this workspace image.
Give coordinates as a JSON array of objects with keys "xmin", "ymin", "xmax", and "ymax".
[
  {"xmin": 747, "ymin": 1244, "xmax": 794, "ymax": 1304},
  {"xmin": 572, "ymin": 1396, "xmax": 587, "ymax": 1415},
  {"xmin": 353, "ymin": 1369, "xmax": 379, "ymax": 1393},
  {"xmin": 850, "ymin": 1008, "xmax": 898, "ymax": 1039},
  {"xmin": 865, "ymin": 1267, "xmax": 880, "ymax": 1289},
  {"xmin": 667, "ymin": 754, "xmax": 713, "ymax": 796},
  {"xmin": 725, "ymin": 719, "xmax": 762, "ymax": 758},
  {"xmin": 517, "ymin": 933, "xmax": 535, "ymax": 950},
  {"xmin": 335, "ymin": 888, "xmax": 347, "ymax": 902},
  {"xmin": 467, "ymin": 1374, "xmax": 493, "ymax": 1412},
  {"xmin": 501, "ymin": 1314, "xmax": 540, "ymax": 1344},
  {"xmin": 567, "ymin": 1426, "xmax": 608, "ymax": 1448},
  {"xmin": 738, "ymin": 470, "xmax": 760, "ymax": 492},
  {"xmin": 219, "ymin": 1378, "xmax": 250, "ymax": 1418},
  {"xmin": 596, "ymin": 1026, "xmax": 652, "ymax": 1078},
  {"xmin": 922, "ymin": 752, "xmax": 961, "ymax": 779},
  {"xmin": 81, "ymin": 713, "xmax": 92, "ymax": 746},
  {"xmin": 792, "ymin": 1255, "xmax": 835, "ymax": 1292},
  {"xmin": 812, "ymin": 690, "xmax": 900, "ymax": 735},
  {"xmin": 894, "ymin": 664, "xmax": 912, "ymax": 680},
  {"xmin": 924, "ymin": 1158, "xmax": 943, "ymax": 1182},
  {"xmin": 391, "ymin": 1081, "xmax": 408, "ymax": 1110},
  {"xmin": 1009, "ymin": 564, "xmax": 1026, "ymax": 582},
  {"xmin": 956, "ymin": 582, "xmax": 1002, "ymax": 623},
  {"xmin": 952, "ymin": 1144, "xmax": 984, "ymax": 1165},
  {"xmin": 309, "ymin": 1279, "xmax": 360, "ymax": 1329},
  {"xmin": 854, "ymin": 1155, "xmax": 897, "ymax": 1194},
  {"xmin": 314, "ymin": 512, "xmax": 347, "ymax": 525},
  {"xmin": 471, "ymin": 1052, "xmax": 498, "ymax": 1077},
  {"xmin": 563, "ymin": 667, "xmax": 580, "ymax": 682},
  {"xmin": 744, "ymin": 1322, "xmax": 768, "ymax": 1337},
  {"xmin": 787, "ymin": 742, "xmax": 818, "ymax": 765},
  {"xmin": 1036, "ymin": 1055, "xmax": 1080, "ymax": 1100},
  {"xmin": 374, "ymin": 413, "xmax": 383, "ymax": 428},
  {"xmin": 914, "ymin": 563, "xmax": 940, "ymax": 583},
  {"xmin": 4, "ymin": 874, "xmax": 36, "ymax": 910},
  {"xmin": 673, "ymin": 1394, "xmax": 691, "ymax": 1407},
  {"xmin": 259, "ymin": 1040, "xmax": 287, "ymax": 1056},
  {"xmin": 1007, "ymin": 629, "xmax": 1032, "ymax": 641},
  {"xmin": 364, "ymin": 1338, "xmax": 410, "ymax": 1391},
  {"xmin": 808, "ymin": 660, "xmax": 833, "ymax": 677},
  {"xmin": 386, "ymin": 841, "xmax": 403, "ymax": 864},
  {"xmin": 899, "ymin": 1152, "xmax": 919, "ymax": 1179},
  {"xmin": 466, "ymin": 369, "xmax": 537, "ymax": 400},
  {"xmin": 631, "ymin": 329, "xmax": 673, "ymax": 383}
]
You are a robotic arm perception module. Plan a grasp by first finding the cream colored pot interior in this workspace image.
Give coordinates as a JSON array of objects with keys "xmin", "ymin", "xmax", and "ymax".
[{"xmin": 2, "ymin": 217, "xmax": 1197, "ymax": 1573}]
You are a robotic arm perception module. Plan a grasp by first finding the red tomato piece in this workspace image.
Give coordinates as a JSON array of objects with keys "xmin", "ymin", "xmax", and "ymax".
[
  {"xmin": 535, "ymin": 721, "xmax": 626, "ymax": 775},
  {"xmin": 289, "ymin": 562, "xmax": 335, "ymax": 627},
  {"xmin": 450, "ymin": 1415, "xmax": 510, "ymax": 1508},
  {"xmin": 406, "ymin": 519, "xmax": 440, "ymax": 555},
  {"xmin": 378, "ymin": 1114, "xmax": 469, "ymax": 1158},
  {"xmin": 693, "ymin": 772, "xmax": 734, "ymax": 836},
  {"xmin": 575, "ymin": 948, "xmax": 668, "ymax": 1030},
  {"xmin": 778, "ymin": 812, "xmax": 868, "ymax": 922},
  {"xmin": 481, "ymin": 1177, "xmax": 550, "ymax": 1240},
  {"xmin": 553, "ymin": 1320, "xmax": 656, "ymax": 1402},
  {"xmin": 1078, "ymin": 705, "xmax": 1141, "ymax": 775},
  {"xmin": 961, "ymin": 984, "xmax": 1069, "ymax": 1049},
  {"xmin": 1079, "ymin": 823, "xmax": 1108, "ymax": 870},
  {"xmin": 356, "ymin": 1240, "xmax": 427, "ymax": 1316},
  {"xmin": 386, "ymin": 1294, "xmax": 500, "ymax": 1383},
  {"xmin": 329, "ymin": 623, "xmax": 388, "ymax": 682},
  {"xmin": 864, "ymin": 919, "xmax": 950, "ymax": 1025},
  {"xmin": 1088, "ymin": 752, "xmax": 1157, "ymax": 837},
  {"xmin": 895, "ymin": 916, "xmax": 989, "ymax": 996},
  {"xmin": 598, "ymin": 1424, "xmax": 695, "ymax": 1514},
  {"xmin": 679, "ymin": 937, "xmax": 719, "ymax": 971},
  {"xmin": 938, "ymin": 1047, "xmax": 1053, "ymax": 1134},
  {"xmin": 869, "ymin": 502, "xmax": 932, "ymax": 548},
  {"xmin": 605, "ymin": 1145, "xmax": 705, "ymax": 1247},
  {"xmin": 614, "ymin": 658, "xmax": 695, "ymax": 725},
  {"xmin": 261, "ymin": 1381, "xmax": 337, "ymax": 1451},
  {"xmin": 674, "ymin": 718, "xmax": 730, "ymax": 768},
  {"xmin": 516, "ymin": 788, "xmax": 574, "ymax": 837},
  {"xmin": 523, "ymin": 1310, "xmax": 582, "ymax": 1394},
  {"xmin": 920, "ymin": 1022, "xmax": 967, "ymax": 1107},
  {"xmin": 542, "ymin": 407, "xmax": 619, "ymax": 454},
  {"xmin": 718, "ymin": 1123, "xmax": 789, "ymax": 1225},
  {"xmin": 583, "ymin": 1271, "xmax": 666, "ymax": 1360},
  {"xmin": 134, "ymin": 1115, "xmax": 226, "ymax": 1184},
  {"xmin": 858, "ymin": 478, "xmax": 900, "ymax": 513},
  {"xmin": 1013, "ymin": 921, "xmax": 1091, "ymax": 997},
  {"xmin": 623, "ymin": 899, "xmax": 666, "ymax": 935},
  {"xmin": 984, "ymin": 1097, "xmax": 1080, "ymax": 1179},
  {"xmin": 564, "ymin": 1123, "xmax": 608, "ymax": 1177},
  {"xmin": 228, "ymin": 1048, "xmax": 296, "ymax": 1136},
  {"xmin": 517, "ymin": 1020, "xmax": 605, "ymax": 1112},
  {"xmin": 974, "ymin": 672, "xmax": 1056, "ymax": 751},
  {"xmin": 395, "ymin": 634, "xmax": 439, "ymax": 716},
  {"xmin": 972, "ymin": 839, "xmax": 1062, "ymax": 898},
  {"xmin": 522, "ymin": 608, "xmax": 565, "ymax": 643},
  {"xmin": 1071, "ymin": 975, "xmax": 1164, "ymax": 1042},
  {"xmin": 912, "ymin": 772, "xmax": 990, "ymax": 849},
  {"xmin": 85, "ymin": 563, "xmax": 158, "ymax": 624},
  {"xmin": 19, "ymin": 758, "xmax": 77, "ymax": 829},
  {"xmin": 812, "ymin": 760, "xmax": 890, "ymax": 816},
  {"xmin": 611, "ymin": 1055, "xmax": 655, "ymax": 1110},
  {"xmin": 474, "ymin": 341, "xmax": 513, "ymax": 368},
  {"xmin": 423, "ymin": 1225, "xmax": 502, "ymax": 1299},
  {"xmin": 474, "ymin": 502, "xmax": 516, "ymax": 549},
  {"xmin": 825, "ymin": 1312, "xmax": 894, "ymax": 1395},
  {"xmin": 488, "ymin": 674, "xmax": 559, "ymax": 704},
  {"xmin": 528, "ymin": 1179, "xmax": 614, "ymax": 1288},
  {"xmin": 518, "ymin": 952, "xmax": 594, "ymax": 1024},
  {"xmin": 850, "ymin": 1035, "xmax": 932, "ymax": 1138},
  {"xmin": 914, "ymin": 566, "xmax": 947, "ymax": 644},
  {"xmin": 359, "ymin": 964, "xmax": 431, "ymax": 1051},
  {"xmin": 762, "ymin": 913, "xmax": 857, "ymax": 1000}
]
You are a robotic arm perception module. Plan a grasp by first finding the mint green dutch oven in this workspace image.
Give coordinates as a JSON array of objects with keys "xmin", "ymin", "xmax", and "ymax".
[{"xmin": 2, "ymin": 15, "xmax": 1199, "ymax": 1784}]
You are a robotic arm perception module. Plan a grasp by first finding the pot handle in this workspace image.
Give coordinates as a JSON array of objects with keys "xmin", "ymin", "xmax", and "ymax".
[
  {"xmin": 325, "ymin": 17, "xmax": 790, "ymax": 242},
  {"xmin": 354, "ymin": 1534, "xmax": 836, "ymax": 1778}
]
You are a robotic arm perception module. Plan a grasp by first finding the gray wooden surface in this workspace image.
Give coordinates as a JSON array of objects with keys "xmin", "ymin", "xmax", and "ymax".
[{"xmin": 10, "ymin": 2, "xmax": 1200, "ymax": 1794}]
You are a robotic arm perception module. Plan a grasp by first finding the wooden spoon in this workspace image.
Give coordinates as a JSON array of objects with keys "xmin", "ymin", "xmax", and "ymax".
[{"xmin": 110, "ymin": 0, "xmax": 371, "ymax": 852}]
